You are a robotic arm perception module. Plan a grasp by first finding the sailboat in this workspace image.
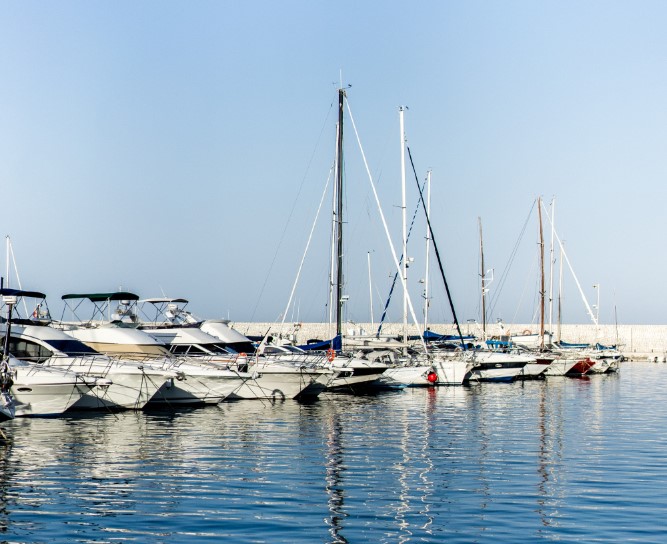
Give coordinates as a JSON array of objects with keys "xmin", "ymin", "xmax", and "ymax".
[
  {"xmin": 306, "ymin": 87, "xmax": 390, "ymax": 392},
  {"xmin": 510, "ymin": 198, "xmax": 595, "ymax": 377}
]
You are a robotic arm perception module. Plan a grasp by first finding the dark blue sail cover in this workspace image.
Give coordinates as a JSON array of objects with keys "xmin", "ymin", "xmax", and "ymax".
[{"xmin": 297, "ymin": 335, "xmax": 342, "ymax": 351}]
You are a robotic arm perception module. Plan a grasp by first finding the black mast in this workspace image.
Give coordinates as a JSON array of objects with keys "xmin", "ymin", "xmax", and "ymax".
[{"xmin": 335, "ymin": 88, "xmax": 345, "ymax": 338}]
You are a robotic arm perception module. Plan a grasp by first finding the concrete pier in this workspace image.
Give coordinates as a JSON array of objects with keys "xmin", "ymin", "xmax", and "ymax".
[{"xmin": 232, "ymin": 322, "xmax": 667, "ymax": 361}]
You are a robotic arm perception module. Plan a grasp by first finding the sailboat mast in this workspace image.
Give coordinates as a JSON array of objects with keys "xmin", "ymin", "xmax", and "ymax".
[
  {"xmin": 399, "ymin": 106, "xmax": 408, "ymax": 345},
  {"xmin": 367, "ymin": 251, "xmax": 374, "ymax": 328},
  {"xmin": 479, "ymin": 217, "xmax": 486, "ymax": 338},
  {"xmin": 558, "ymin": 242, "xmax": 564, "ymax": 343},
  {"xmin": 538, "ymin": 196, "xmax": 546, "ymax": 350},
  {"xmin": 548, "ymin": 198, "xmax": 555, "ymax": 341},
  {"xmin": 335, "ymin": 88, "xmax": 345, "ymax": 338},
  {"xmin": 423, "ymin": 171, "xmax": 431, "ymax": 332}
]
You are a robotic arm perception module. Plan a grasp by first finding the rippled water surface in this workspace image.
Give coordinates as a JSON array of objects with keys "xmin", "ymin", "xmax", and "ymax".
[{"xmin": 0, "ymin": 362, "xmax": 665, "ymax": 543}]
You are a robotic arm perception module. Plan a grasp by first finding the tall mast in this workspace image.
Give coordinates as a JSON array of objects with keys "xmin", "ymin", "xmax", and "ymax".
[
  {"xmin": 423, "ymin": 170, "xmax": 431, "ymax": 332},
  {"xmin": 328, "ymin": 123, "xmax": 340, "ymax": 339},
  {"xmin": 335, "ymin": 87, "xmax": 345, "ymax": 338},
  {"xmin": 479, "ymin": 217, "xmax": 486, "ymax": 339},
  {"xmin": 367, "ymin": 251, "xmax": 374, "ymax": 329},
  {"xmin": 548, "ymin": 198, "xmax": 555, "ymax": 342},
  {"xmin": 557, "ymin": 241, "xmax": 564, "ymax": 343},
  {"xmin": 399, "ymin": 106, "xmax": 408, "ymax": 346},
  {"xmin": 538, "ymin": 196, "xmax": 545, "ymax": 350}
]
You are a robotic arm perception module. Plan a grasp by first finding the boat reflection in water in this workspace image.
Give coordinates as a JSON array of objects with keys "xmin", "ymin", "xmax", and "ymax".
[{"xmin": 0, "ymin": 364, "xmax": 663, "ymax": 543}]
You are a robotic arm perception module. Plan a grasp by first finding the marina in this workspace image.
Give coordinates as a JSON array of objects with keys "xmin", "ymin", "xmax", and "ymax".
[
  {"xmin": 0, "ymin": 362, "xmax": 663, "ymax": 542},
  {"xmin": 3, "ymin": 2, "xmax": 666, "ymax": 542}
]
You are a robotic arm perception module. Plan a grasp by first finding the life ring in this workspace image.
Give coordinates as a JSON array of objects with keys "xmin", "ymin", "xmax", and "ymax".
[
  {"xmin": 522, "ymin": 329, "xmax": 531, "ymax": 335},
  {"xmin": 326, "ymin": 348, "xmax": 336, "ymax": 362},
  {"xmin": 239, "ymin": 352, "xmax": 247, "ymax": 358}
]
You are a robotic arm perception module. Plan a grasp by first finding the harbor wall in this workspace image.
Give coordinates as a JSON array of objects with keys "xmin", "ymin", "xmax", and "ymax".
[{"xmin": 232, "ymin": 322, "xmax": 667, "ymax": 361}]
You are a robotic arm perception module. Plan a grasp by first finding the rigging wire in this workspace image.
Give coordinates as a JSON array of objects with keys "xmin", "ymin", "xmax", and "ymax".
[
  {"xmin": 487, "ymin": 199, "xmax": 536, "ymax": 320},
  {"xmin": 247, "ymin": 99, "xmax": 335, "ymax": 326},
  {"xmin": 406, "ymin": 146, "xmax": 466, "ymax": 346},
  {"xmin": 375, "ymin": 172, "xmax": 426, "ymax": 336},
  {"xmin": 345, "ymin": 99, "xmax": 428, "ymax": 352},
  {"xmin": 278, "ymin": 165, "xmax": 334, "ymax": 336}
]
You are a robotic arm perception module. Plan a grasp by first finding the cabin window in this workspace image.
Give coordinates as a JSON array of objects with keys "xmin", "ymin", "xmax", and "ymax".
[{"xmin": 8, "ymin": 338, "xmax": 53, "ymax": 360}]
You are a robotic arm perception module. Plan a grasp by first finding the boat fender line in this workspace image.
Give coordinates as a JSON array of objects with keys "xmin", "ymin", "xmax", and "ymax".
[{"xmin": 326, "ymin": 348, "xmax": 336, "ymax": 362}]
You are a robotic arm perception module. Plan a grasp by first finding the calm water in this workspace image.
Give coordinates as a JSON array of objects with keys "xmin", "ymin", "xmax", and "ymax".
[{"xmin": 0, "ymin": 362, "xmax": 665, "ymax": 543}]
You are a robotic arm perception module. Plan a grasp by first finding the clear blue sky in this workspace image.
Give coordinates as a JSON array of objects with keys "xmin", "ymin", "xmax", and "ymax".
[{"xmin": 0, "ymin": 1, "xmax": 664, "ymax": 326}]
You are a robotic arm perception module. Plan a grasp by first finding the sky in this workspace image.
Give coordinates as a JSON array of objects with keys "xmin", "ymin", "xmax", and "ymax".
[{"xmin": 0, "ymin": 1, "xmax": 665, "ymax": 326}]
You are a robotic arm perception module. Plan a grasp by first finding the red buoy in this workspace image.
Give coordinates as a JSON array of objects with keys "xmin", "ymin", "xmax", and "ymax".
[{"xmin": 427, "ymin": 371, "xmax": 438, "ymax": 383}]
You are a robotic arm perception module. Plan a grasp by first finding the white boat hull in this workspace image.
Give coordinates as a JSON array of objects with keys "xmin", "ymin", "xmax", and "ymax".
[
  {"xmin": 228, "ymin": 366, "xmax": 331, "ymax": 400},
  {"xmin": 328, "ymin": 357, "xmax": 389, "ymax": 391},
  {"xmin": 430, "ymin": 358, "xmax": 471, "ymax": 386},
  {"xmin": 466, "ymin": 362, "xmax": 526, "ymax": 382},
  {"xmin": 519, "ymin": 361, "xmax": 551, "ymax": 378},
  {"xmin": 70, "ymin": 365, "xmax": 172, "ymax": 410},
  {"xmin": 148, "ymin": 361, "xmax": 246, "ymax": 406},
  {"xmin": 11, "ymin": 365, "xmax": 91, "ymax": 417},
  {"xmin": 383, "ymin": 365, "xmax": 434, "ymax": 386},
  {"xmin": 543, "ymin": 358, "xmax": 580, "ymax": 376}
]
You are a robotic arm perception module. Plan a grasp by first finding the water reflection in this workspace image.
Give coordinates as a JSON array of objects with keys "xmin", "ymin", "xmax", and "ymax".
[
  {"xmin": 0, "ymin": 366, "xmax": 660, "ymax": 542},
  {"xmin": 324, "ymin": 403, "xmax": 347, "ymax": 543}
]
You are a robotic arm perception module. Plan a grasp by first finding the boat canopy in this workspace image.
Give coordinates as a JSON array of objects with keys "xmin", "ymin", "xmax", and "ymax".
[
  {"xmin": 0, "ymin": 288, "xmax": 46, "ymax": 299},
  {"xmin": 62, "ymin": 292, "xmax": 140, "ymax": 302},
  {"xmin": 139, "ymin": 298, "xmax": 189, "ymax": 304}
]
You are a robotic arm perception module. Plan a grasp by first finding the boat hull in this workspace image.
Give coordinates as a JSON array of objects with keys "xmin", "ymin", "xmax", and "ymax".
[
  {"xmin": 466, "ymin": 361, "xmax": 527, "ymax": 382},
  {"xmin": 430, "ymin": 358, "xmax": 471, "ymax": 386},
  {"xmin": 69, "ymin": 366, "xmax": 171, "ymax": 410},
  {"xmin": 227, "ymin": 366, "xmax": 331, "ymax": 400},
  {"xmin": 9, "ymin": 362, "xmax": 95, "ymax": 417},
  {"xmin": 383, "ymin": 365, "xmax": 435, "ymax": 387},
  {"xmin": 327, "ymin": 360, "xmax": 390, "ymax": 392}
]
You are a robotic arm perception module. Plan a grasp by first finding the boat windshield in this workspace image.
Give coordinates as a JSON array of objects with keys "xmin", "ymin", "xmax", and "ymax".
[
  {"xmin": 263, "ymin": 345, "xmax": 307, "ymax": 355},
  {"xmin": 222, "ymin": 341, "xmax": 257, "ymax": 354},
  {"xmin": 169, "ymin": 343, "xmax": 232, "ymax": 356},
  {"xmin": 280, "ymin": 345, "xmax": 307, "ymax": 354},
  {"xmin": 42, "ymin": 339, "xmax": 100, "ymax": 356}
]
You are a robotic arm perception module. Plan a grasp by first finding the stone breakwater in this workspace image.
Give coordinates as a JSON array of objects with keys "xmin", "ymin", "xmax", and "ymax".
[{"xmin": 232, "ymin": 322, "xmax": 667, "ymax": 361}]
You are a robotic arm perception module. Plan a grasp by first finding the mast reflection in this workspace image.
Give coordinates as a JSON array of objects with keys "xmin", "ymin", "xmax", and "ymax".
[{"xmin": 324, "ymin": 402, "xmax": 348, "ymax": 543}]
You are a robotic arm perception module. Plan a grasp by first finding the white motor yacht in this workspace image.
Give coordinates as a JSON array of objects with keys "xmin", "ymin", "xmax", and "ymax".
[
  {"xmin": 464, "ymin": 350, "xmax": 533, "ymax": 382},
  {"xmin": 326, "ymin": 350, "xmax": 391, "ymax": 392},
  {"xmin": 139, "ymin": 299, "xmax": 332, "ymax": 400},
  {"xmin": 56, "ymin": 292, "xmax": 250, "ymax": 405},
  {"xmin": 5, "ymin": 323, "xmax": 175, "ymax": 410},
  {"xmin": 0, "ymin": 289, "xmax": 175, "ymax": 411},
  {"xmin": 9, "ymin": 357, "xmax": 100, "ymax": 416},
  {"xmin": 0, "ymin": 288, "xmax": 99, "ymax": 416}
]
